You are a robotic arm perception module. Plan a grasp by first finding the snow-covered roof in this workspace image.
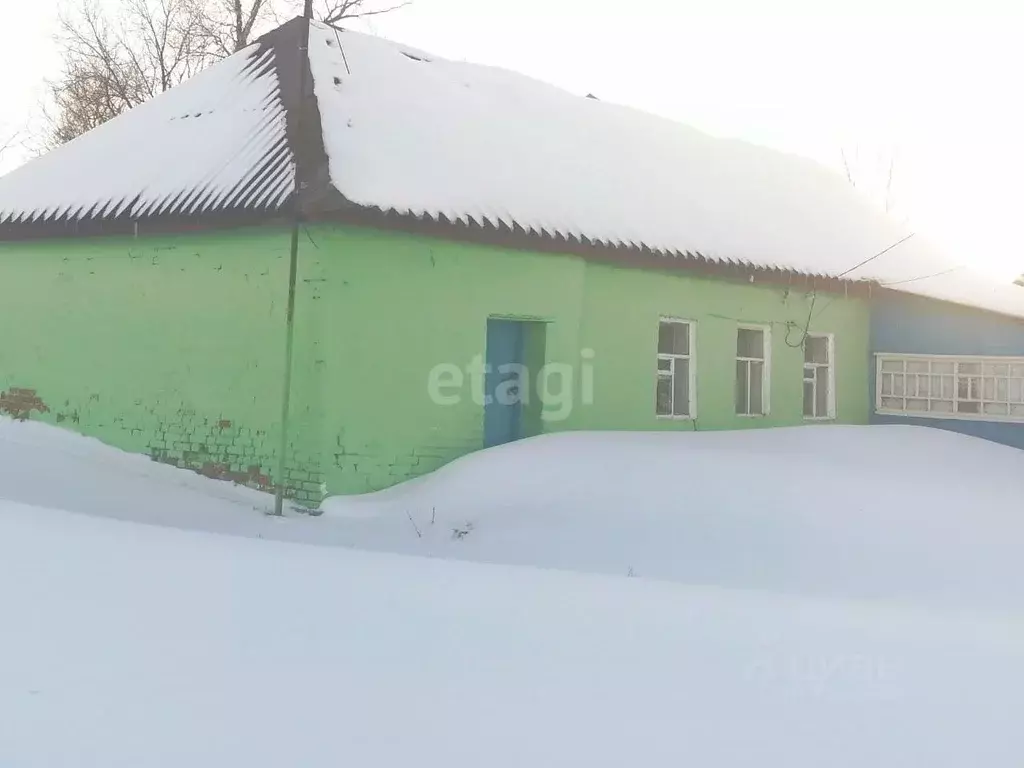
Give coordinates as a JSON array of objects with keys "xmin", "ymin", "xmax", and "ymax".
[
  {"xmin": 0, "ymin": 41, "xmax": 292, "ymax": 223},
  {"xmin": 306, "ymin": 23, "xmax": 1024, "ymax": 319},
  {"xmin": 1, "ymin": 17, "xmax": 1021, "ymax": 320}
]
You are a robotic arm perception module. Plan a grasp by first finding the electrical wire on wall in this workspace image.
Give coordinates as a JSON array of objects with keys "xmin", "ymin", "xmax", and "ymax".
[
  {"xmin": 745, "ymin": 230, "xmax": 923, "ymax": 351},
  {"xmin": 707, "ymin": 284, "xmax": 817, "ymax": 351},
  {"xmin": 705, "ymin": 230, "xmax": 951, "ymax": 360},
  {"xmin": 784, "ymin": 290, "xmax": 816, "ymax": 348}
]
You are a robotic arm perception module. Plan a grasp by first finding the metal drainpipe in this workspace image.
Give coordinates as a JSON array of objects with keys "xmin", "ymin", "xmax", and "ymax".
[{"xmin": 273, "ymin": 0, "xmax": 314, "ymax": 516}]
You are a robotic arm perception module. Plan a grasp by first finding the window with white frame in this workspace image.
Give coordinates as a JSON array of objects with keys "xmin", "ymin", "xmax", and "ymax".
[
  {"xmin": 876, "ymin": 354, "xmax": 1024, "ymax": 421},
  {"xmin": 656, "ymin": 319, "xmax": 694, "ymax": 417},
  {"xmin": 736, "ymin": 326, "xmax": 769, "ymax": 416},
  {"xmin": 803, "ymin": 334, "xmax": 835, "ymax": 419}
]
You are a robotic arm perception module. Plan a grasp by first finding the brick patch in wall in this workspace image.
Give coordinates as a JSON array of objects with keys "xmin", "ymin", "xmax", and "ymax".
[
  {"xmin": 147, "ymin": 417, "xmax": 322, "ymax": 506},
  {"xmin": 0, "ymin": 388, "xmax": 50, "ymax": 421}
]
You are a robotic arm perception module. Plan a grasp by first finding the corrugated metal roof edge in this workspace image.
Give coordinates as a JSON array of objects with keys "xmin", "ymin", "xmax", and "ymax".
[
  {"xmin": 307, "ymin": 199, "xmax": 880, "ymax": 299},
  {"xmin": 0, "ymin": 24, "xmax": 300, "ymax": 237},
  {"xmin": 362, "ymin": 202, "xmax": 1024, "ymax": 320}
]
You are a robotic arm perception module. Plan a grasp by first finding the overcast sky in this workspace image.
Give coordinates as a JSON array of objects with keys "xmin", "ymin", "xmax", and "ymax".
[{"xmin": 2, "ymin": 0, "xmax": 1022, "ymax": 277}]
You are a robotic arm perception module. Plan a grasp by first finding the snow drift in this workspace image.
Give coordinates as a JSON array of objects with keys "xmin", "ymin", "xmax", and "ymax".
[
  {"xmin": 3, "ymin": 416, "xmax": 1022, "ymax": 613},
  {"xmin": 1, "ymin": 418, "xmax": 1023, "ymax": 765},
  {"xmin": 2, "ymin": 500, "xmax": 1022, "ymax": 767},
  {"xmin": 323, "ymin": 425, "xmax": 1024, "ymax": 612}
]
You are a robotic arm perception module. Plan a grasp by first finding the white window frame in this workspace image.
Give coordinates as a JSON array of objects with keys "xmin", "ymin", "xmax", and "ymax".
[
  {"xmin": 803, "ymin": 333, "xmax": 836, "ymax": 420},
  {"xmin": 875, "ymin": 353, "xmax": 1024, "ymax": 423},
  {"xmin": 736, "ymin": 324, "xmax": 771, "ymax": 417},
  {"xmin": 656, "ymin": 317, "xmax": 696, "ymax": 419}
]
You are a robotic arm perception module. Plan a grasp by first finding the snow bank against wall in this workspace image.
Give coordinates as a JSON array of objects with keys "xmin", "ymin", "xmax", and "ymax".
[{"xmin": 324, "ymin": 424, "xmax": 1024, "ymax": 612}]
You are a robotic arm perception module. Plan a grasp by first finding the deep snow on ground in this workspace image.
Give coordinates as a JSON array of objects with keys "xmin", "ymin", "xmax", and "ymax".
[
  {"xmin": 325, "ymin": 425, "xmax": 1024, "ymax": 612},
  {"xmin": 3, "ymin": 417, "xmax": 1024, "ymax": 611},
  {"xmin": 2, "ymin": 417, "xmax": 1024, "ymax": 765},
  {"xmin": 2, "ymin": 501, "xmax": 1023, "ymax": 767},
  {"xmin": 0, "ymin": 416, "xmax": 307, "ymax": 528},
  {"xmin": 2, "ymin": 417, "xmax": 1024, "ymax": 764}
]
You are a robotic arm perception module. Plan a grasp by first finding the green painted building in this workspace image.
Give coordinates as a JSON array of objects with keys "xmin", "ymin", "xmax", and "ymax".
[{"xmin": 0, "ymin": 18, "xmax": 896, "ymax": 506}]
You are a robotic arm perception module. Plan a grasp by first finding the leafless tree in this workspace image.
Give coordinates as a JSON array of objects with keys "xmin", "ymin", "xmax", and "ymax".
[
  {"xmin": 0, "ymin": 118, "xmax": 37, "ymax": 168},
  {"xmin": 190, "ymin": 0, "xmax": 411, "ymax": 59},
  {"xmin": 43, "ymin": 0, "xmax": 409, "ymax": 148},
  {"xmin": 308, "ymin": 0, "xmax": 409, "ymax": 24},
  {"xmin": 0, "ymin": 129, "xmax": 17, "ymax": 158},
  {"xmin": 191, "ymin": 0, "xmax": 276, "ymax": 57},
  {"xmin": 43, "ymin": 0, "xmax": 215, "ymax": 148}
]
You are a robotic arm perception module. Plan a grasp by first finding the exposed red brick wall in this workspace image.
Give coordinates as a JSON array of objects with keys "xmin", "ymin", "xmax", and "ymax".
[{"xmin": 0, "ymin": 388, "xmax": 50, "ymax": 421}]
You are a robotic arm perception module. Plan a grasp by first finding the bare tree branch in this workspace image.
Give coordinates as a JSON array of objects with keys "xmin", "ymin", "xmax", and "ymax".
[
  {"xmin": 0, "ymin": 129, "xmax": 20, "ymax": 160},
  {"xmin": 43, "ymin": 0, "xmax": 410, "ymax": 149},
  {"xmin": 840, "ymin": 147, "xmax": 855, "ymax": 187},
  {"xmin": 315, "ymin": 0, "xmax": 410, "ymax": 24},
  {"xmin": 840, "ymin": 142, "xmax": 901, "ymax": 218}
]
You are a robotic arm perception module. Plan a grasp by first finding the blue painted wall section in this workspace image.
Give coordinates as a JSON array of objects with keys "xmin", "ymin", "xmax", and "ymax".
[{"xmin": 870, "ymin": 291, "xmax": 1024, "ymax": 448}]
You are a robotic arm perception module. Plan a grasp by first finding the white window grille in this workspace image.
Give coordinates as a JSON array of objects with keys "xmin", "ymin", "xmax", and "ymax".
[
  {"xmin": 736, "ymin": 325, "xmax": 770, "ymax": 416},
  {"xmin": 656, "ymin": 319, "xmax": 694, "ymax": 417},
  {"xmin": 875, "ymin": 354, "xmax": 1024, "ymax": 422},
  {"xmin": 803, "ymin": 334, "xmax": 835, "ymax": 419}
]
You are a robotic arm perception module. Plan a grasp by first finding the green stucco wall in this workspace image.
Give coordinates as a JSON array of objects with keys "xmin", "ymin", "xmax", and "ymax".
[
  {"xmin": 0, "ymin": 227, "xmax": 327, "ymax": 505},
  {"xmin": 315, "ymin": 226, "xmax": 869, "ymax": 496},
  {"xmin": 0, "ymin": 223, "xmax": 870, "ymax": 503},
  {"xmin": 576, "ymin": 261, "xmax": 870, "ymax": 431}
]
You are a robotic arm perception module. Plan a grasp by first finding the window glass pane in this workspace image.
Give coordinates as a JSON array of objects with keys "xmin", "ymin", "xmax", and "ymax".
[
  {"xmin": 1012, "ymin": 365, "xmax": 1024, "ymax": 378},
  {"xmin": 673, "ymin": 360, "xmax": 690, "ymax": 416},
  {"xmin": 881, "ymin": 397, "xmax": 903, "ymax": 410},
  {"xmin": 804, "ymin": 336, "xmax": 828, "ymax": 364},
  {"xmin": 932, "ymin": 361, "xmax": 954, "ymax": 374},
  {"xmin": 881, "ymin": 375, "xmax": 893, "ymax": 396},
  {"xmin": 985, "ymin": 363, "xmax": 1009, "ymax": 376},
  {"xmin": 983, "ymin": 377, "xmax": 996, "ymax": 401},
  {"xmin": 958, "ymin": 401, "xmax": 981, "ymax": 414},
  {"xmin": 736, "ymin": 360, "xmax": 748, "ymax": 413},
  {"xmin": 737, "ymin": 328, "xmax": 764, "ymax": 359},
  {"xmin": 1011, "ymin": 403, "xmax": 1024, "ymax": 416},
  {"xmin": 907, "ymin": 360, "xmax": 929, "ymax": 374},
  {"xmin": 656, "ymin": 374, "xmax": 673, "ymax": 415},
  {"xmin": 984, "ymin": 402, "xmax": 1009, "ymax": 416},
  {"xmin": 803, "ymin": 381, "xmax": 814, "ymax": 416},
  {"xmin": 906, "ymin": 398, "xmax": 928, "ymax": 411},
  {"xmin": 803, "ymin": 365, "xmax": 815, "ymax": 383},
  {"xmin": 960, "ymin": 363, "xmax": 980, "ymax": 375},
  {"xmin": 749, "ymin": 360, "xmax": 764, "ymax": 414},
  {"xmin": 815, "ymin": 366, "xmax": 829, "ymax": 416},
  {"xmin": 1010, "ymin": 379, "xmax": 1023, "ymax": 403},
  {"xmin": 941, "ymin": 376, "xmax": 955, "ymax": 398},
  {"xmin": 998, "ymin": 378, "xmax": 1010, "ymax": 401},
  {"xmin": 931, "ymin": 399, "xmax": 954, "ymax": 414},
  {"xmin": 657, "ymin": 357, "xmax": 672, "ymax": 373},
  {"xmin": 658, "ymin": 322, "xmax": 689, "ymax": 355},
  {"xmin": 880, "ymin": 359, "xmax": 904, "ymax": 373},
  {"xmin": 892, "ymin": 376, "xmax": 905, "ymax": 396}
]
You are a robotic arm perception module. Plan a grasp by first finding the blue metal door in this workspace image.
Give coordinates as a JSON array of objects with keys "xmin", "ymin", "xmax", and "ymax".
[{"xmin": 484, "ymin": 319, "xmax": 525, "ymax": 448}]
